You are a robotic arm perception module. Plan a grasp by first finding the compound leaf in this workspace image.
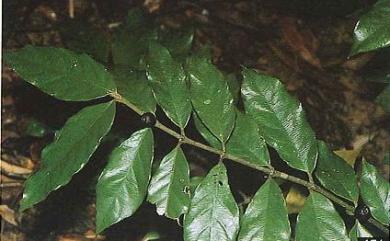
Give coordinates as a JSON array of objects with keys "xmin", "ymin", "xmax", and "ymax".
[
  {"xmin": 146, "ymin": 42, "xmax": 192, "ymax": 128},
  {"xmin": 20, "ymin": 101, "xmax": 116, "ymax": 211},
  {"xmin": 147, "ymin": 146, "xmax": 190, "ymax": 219},
  {"xmin": 238, "ymin": 178, "xmax": 291, "ymax": 241},
  {"xmin": 96, "ymin": 128, "xmax": 154, "ymax": 233},
  {"xmin": 315, "ymin": 141, "xmax": 358, "ymax": 203},
  {"xmin": 350, "ymin": 0, "xmax": 390, "ymax": 55},
  {"xmin": 112, "ymin": 67, "xmax": 156, "ymax": 113},
  {"xmin": 295, "ymin": 192, "xmax": 350, "ymax": 241},
  {"xmin": 4, "ymin": 45, "xmax": 116, "ymax": 101},
  {"xmin": 242, "ymin": 68, "xmax": 317, "ymax": 173},
  {"xmin": 359, "ymin": 159, "xmax": 390, "ymax": 225},
  {"xmin": 183, "ymin": 163, "xmax": 240, "ymax": 241},
  {"xmin": 186, "ymin": 56, "xmax": 236, "ymax": 143}
]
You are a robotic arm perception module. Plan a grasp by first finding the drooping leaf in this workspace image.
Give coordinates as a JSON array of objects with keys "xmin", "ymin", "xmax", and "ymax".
[
  {"xmin": 183, "ymin": 163, "xmax": 240, "ymax": 241},
  {"xmin": 112, "ymin": 66, "xmax": 156, "ymax": 113},
  {"xmin": 295, "ymin": 192, "xmax": 350, "ymax": 241},
  {"xmin": 315, "ymin": 141, "xmax": 358, "ymax": 203},
  {"xmin": 59, "ymin": 19, "xmax": 110, "ymax": 62},
  {"xmin": 349, "ymin": 221, "xmax": 373, "ymax": 241},
  {"xmin": 350, "ymin": 0, "xmax": 390, "ymax": 55},
  {"xmin": 20, "ymin": 101, "xmax": 116, "ymax": 211},
  {"xmin": 359, "ymin": 159, "xmax": 390, "ymax": 225},
  {"xmin": 186, "ymin": 55, "xmax": 236, "ymax": 143},
  {"xmin": 238, "ymin": 178, "xmax": 291, "ymax": 241},
  {"xmin": 226, "ymin": 111, "xmax": 270, "ymax": 167},
  {"xmin": 96, "ymin": 128, "xmax": 154, "ymax": 233},
  {"xmin": 112, "ymin": 21, "xmax": 157, "ymax": 69},
  {"xmin": 376, "ymin": 84, "xmax": 390, "ymax": 114},
  {"xmin": 147, "ymin": 146, "xmax": 190, "ymax": 219},
  {"xmin": 159, "ymin": 27, "xmax": 194, "ymax": 59},
  {"xmin": 146, "ymin": 42, "xmax": 192, "ymax": 128},
  {"xmin": 4, "ymin": 46, "xmax": 116, "ymax": 101},
  {"xmin": 241, "ymin": 68, "xmax": 317, "ymax": 173}
]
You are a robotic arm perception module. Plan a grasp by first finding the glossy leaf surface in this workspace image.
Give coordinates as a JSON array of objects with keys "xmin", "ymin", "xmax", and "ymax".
[
  {"xmin": 226, "ymin": 112, "xmax": 270, "ymax": 167},
  {"xmin": 4, "ymin": 46, "xmax": 116, "ymax": 101},
  {"xmin": 183, "ymin": 163, "xmax": 239, "ymax": 241},
  {"xmin": 186, "ymin": 56, "xmax": 236, "ymax": 143},
  {"xmin": 359, "ymin": 160, "xmax": 390, "ymax": 225},
  {"xmin": 295, "ymin": 192, "xmax": 350, "ymax": 241},
  {"xmin": 147, "ymin": 146, "xmax": 190, "ymax": 219},
  {"xmin": 351, "ymin": 0, "xmax": 390, "ymax": 55},
  {"xmin": 238, "ymin": 178, "xmax": 291, "ymax": 241},
  {"xmin": 349, "ymin": 221, "xmax": 373, "ymax": 241},
  {"xmin": 315, "ymin": 141, "xmax": 358, "ymax": 203},
  {"xmin": 112, "ymin": 67, "xmax": 156, "ymax": 113},
  {"xmin": 20, "ymin": 101, "xmax": 116, "ymax": 211},
  {"xmin": 96, "ymin": 128, "xmax": 154, "ymax": 233},
  {"xmin": 146, "ymin": 42, "xmax": 192, "ymax": 128},
  {"xmin": 242, "ymin": 68, "xmax": 317, "ymax": 173}
]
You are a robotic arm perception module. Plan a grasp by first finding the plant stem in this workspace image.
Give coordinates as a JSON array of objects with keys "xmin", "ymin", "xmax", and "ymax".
[{"xmin": 112, "ymin": 94, "xmax": 389, "ymax": 235}]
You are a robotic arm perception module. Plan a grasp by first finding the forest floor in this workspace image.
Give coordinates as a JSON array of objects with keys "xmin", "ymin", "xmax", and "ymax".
[{"xmin": 1, "ymin": 0, "xmax": 389, "ymax": 240}]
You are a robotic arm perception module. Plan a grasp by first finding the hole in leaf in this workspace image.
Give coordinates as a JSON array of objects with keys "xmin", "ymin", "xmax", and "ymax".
[{"xmin": 218, "ymin": 181, "xmax": 223, "ymax": 186}]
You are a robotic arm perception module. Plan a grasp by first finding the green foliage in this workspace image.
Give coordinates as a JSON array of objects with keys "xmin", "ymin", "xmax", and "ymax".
[
  {"xmin": 350, "ymin": 0, "xmax": 390, "ymax": 55},
  {"xmin": 183, "ymin": 163, "xmax": 240, "ymax": 241},
  {"xmin": 241, "ymin": 68, "xmax": 318, "ymax": 173},
  {"xmin": 359, "ymin": 160, "xmax": 390, "ymax": 225},
  {"xmin": 147, "ymin": 146, "xmax": 190, "ymax": 219},
  {"xmin": 20, "ymin": 101, "xmax": 116, "ymax": 211},
  {"xmin": 146, "ymin": 42, "xmax": 192, "ymax": 128},
  {"xmin": 295, "ymin": 192, "xmax": 350, "ymax": 241},
  {"xmin": 4, "ymin": 46, "xmax": 116, "ymax": 101},
  {"xmin": 349, "ymin": 221, "xmax": 373, "ymax": 241},
  {"xmin": 96, "ymin": 128, "xmax": 154, "ymax": 233},
  {"xmin": 4, "ymin": 6, "xmax": 390, "ymax": 240},
  {"xmin": 238, "ymin": 178, "xmax": 291, "ymax": 241},
  {"xmin": 315, "ymin": 141, "xmax": 358, "ymax": 203},
  {"xmin": 186, "ymin": 55, "xmax": 236, "ymax": 143}
]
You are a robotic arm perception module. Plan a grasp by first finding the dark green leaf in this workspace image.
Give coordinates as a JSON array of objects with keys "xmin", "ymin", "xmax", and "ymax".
[
  {"xmin": 183, "ymin": 163, "xmax": 240, "ymax": 241},
  {"xmin": 96, "ymin": 128, "xmax": 154, "ymax": 233},
  {"xmin": 186, "ymin": 56, "xmax": 236, "ymax": 143},
  {"xmin": 159, "ymin": 27, "xmax": 194, "ymax": 58},
  {"xmin": 20, "ymin": 101, "xmax": 116, "ymax": 211},
  {"xmin": 376, "ymin": 84, "xmax": 390, "ymax": 114},
  {"xmin": 194, "ymin": 110, "xmax": 270, "ymax": 167},
  {"xmin": 295, "ymin": 192, "xmax": 350, "ymax": 241},
  {"xmin": 59, "ymin": 19, "xmax": 110, "ymax": 62},
  {"xmin": 384, "ymin": 152, "xmax": 390, "ymax": 165},
  {"xmin": 225, "ymin": 72, "xmax": 240, "ymax": 104},
  {"xmin": 112, "ymin": 67, "xmax": 156, "ymax": 113},
  {"xmin": 146, "ymin": 42, "xmax": 192, "ymax": 128},
  {"xmin": 193, "ymin": 112, "xmax": 222, "ymax": 149},
  {"xmin": 238, "ymin": 178, "xmax": 291, "ymax": 241},
  {"xmin": 4, "ymin": 46, "xmax": 116, "ymax": 101},
  {"xmin": 226, "ymin": 111, "xmax": 270, "ymax": 167},
  {"xmin": 112, "ymin": 25, "xmax": 157, "ymax": 69},
  {"xmin": 315, "ymin": 141, "xmax": 358, "ymax": 203},
  {"xmin": 359, "ymin": 160, "xmax": 390, "ymax": 225},
  {"xmin": 349, "ymin": 221, "xmax": 373, "ymax": 241},
  {"xmin": 124, "ymin": 8, "xmax": 146, "ymax": 29},
  {"xmin": 147, "ymin": 146, "xmax": 190, "ymax": 219},
  {"xmin": 241, "ymin": 68, "xmax": 317, "ymax": 173},
  {"xmin": 351, "ymin": 0, "xmax": 390, "ymax": 55}
]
